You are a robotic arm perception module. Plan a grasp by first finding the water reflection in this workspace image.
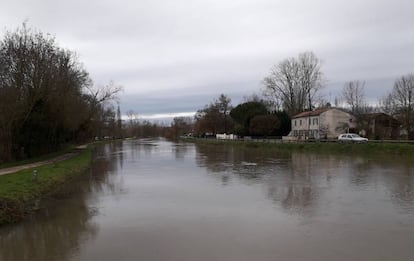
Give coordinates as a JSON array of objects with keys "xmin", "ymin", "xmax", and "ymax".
[
  {"xmin": 194, "ymin": 143, "xmax": 414, "ymax": 216},
  {"xmin": 0, "ymin": 143, "xmax": 125, "ymax": 261},
  {"xmin": 0, "ymin": 188, "xmax": 98, "ymax": 261},
  {"xmin": 172, "ymin": 142, "xmax": 190, "ymax": 160},
  {"xmin": 383, "ymin": 164, "xmax": 414, "ymax": 213},
  {"xmin": 90, "ymin": 142, "xmax": 126, "ymax": 197},
  {"xmin": 1, "ymin": 140, "xmax": 413, "ymax": 261}
]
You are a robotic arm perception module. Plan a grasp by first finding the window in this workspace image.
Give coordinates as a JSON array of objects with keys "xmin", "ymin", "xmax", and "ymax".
[
  {"xmin": 300, "ymin": 120, "xmax": 302, "ymax": 126},
  {"xmin": 294, "ymin": 120, "xmax": 297, "ymax": 126}
]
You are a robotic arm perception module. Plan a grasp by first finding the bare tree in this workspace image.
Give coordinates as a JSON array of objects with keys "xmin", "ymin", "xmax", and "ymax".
[
  {"xmin": 342, "ymin": 80, "xmax": 366, "ymax": 114},
  {"xmin": 379, "ymin": 93, "xmax": 397, "ymax": 116},
  {"xmin": 263, "ymin": 51, "xmax": 324, "ymax": 116},
  {"xmin": 263, "ymin": 57, "xmax": 301, "ymax": 115},
  {"xmin": 298, "ymin": 52, "xmax": 324, "ymax": 112},
  {"xmin": 82, "ymin": 80, "xmax": 123, "ymax": 137},
  {"xmin": 85, "ymin": 80, "xmax": 123, "ymax": 106},
  {"xmin": 126, "ymin": 110, "xmax": 138, "ymax": 124},
  {"xmin": 0, "ymin": 23, "xmax": 123, "ymax": 162},
  {"xmin": 242, "ymin": 93, "xmax": 264, "ymax": 103},
  {"xmin": 334, "ymin": 96, "xmax": 342, "ymax": 108},
  {"xmin": 389, "ymin": 74, "xmax": 414, "ymax": 137}
]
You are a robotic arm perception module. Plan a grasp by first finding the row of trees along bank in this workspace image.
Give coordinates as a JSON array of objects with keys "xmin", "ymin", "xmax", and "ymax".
[
  {"xmin": 188, "ymin": 94, "xmax": 290, "ymax": 138},
  {"xmin": 0, "ymin": 24, "xmax": 122, "ymax": 163},
  {"xmin": 175, "ymin": 51, "xmax": 414, "ymax": 139},
  {"xmin": 187, "ymin": 52, "xmax": 324, "ymax": 138}
]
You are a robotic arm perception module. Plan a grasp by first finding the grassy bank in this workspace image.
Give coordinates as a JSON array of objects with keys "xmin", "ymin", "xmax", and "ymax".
[
  {"xmin": 185, "ymin": 138, "xmax": 414, "ymax": 156},
  {"xmin": 0, "ymin": 146, "xmax": 94, "ymax": 226},
  {"xmin": 0, "ymin": 146, "xmax": 73, "ymax": 170}
]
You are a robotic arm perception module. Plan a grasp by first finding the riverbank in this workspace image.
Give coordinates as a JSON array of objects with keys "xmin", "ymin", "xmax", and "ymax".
[
  {"xmin": 0, "ymin": 147, "xmax": 73, "ymax": 170},
  {"xmin": 184, "ymin": 138, "xmax": 414, "ymax": 156},
  {"xmin": 0, "ymin": 145, "xmax": 94, "ymax": 226}
]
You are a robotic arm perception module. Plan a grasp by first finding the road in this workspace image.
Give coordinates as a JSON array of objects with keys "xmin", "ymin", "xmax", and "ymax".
[{"xmin": 0, "ymin": 146, "xmax": 87, "ymax": 176}]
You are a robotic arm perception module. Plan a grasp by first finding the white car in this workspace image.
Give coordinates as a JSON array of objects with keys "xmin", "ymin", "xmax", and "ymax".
[{"xmin": 338, "ymin": 133, "xmax": 368, "ymax": 143}]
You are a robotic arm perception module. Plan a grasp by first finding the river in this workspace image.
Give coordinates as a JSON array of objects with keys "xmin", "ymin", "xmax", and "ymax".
[{"xmin": 1, "ymin": 138, "xmax": 414, "ymax": 261}]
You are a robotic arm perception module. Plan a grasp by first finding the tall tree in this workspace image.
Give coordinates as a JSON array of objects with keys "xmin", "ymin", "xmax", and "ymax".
[
  {"xmin": 194, "ymin": 94, "xmax": 233, "ymax": 135},
  {"xmin": 263, "ymin": 57, "xmax": 301, "ymax": 115},
  {"xmin": 298, "ymin": 52, "xmax": 324, "ymax": 113},
  {"xmin": 217, "ymin": 94, "xmax": 232, "ymax": 133},
  {"xmin": 342, "ymin": 80, "xmax": 366, "ymax": 114},
  {"xmin": 0, "ymin": 24, "xmax": 90, "ymax": 159},
  {"xmin": 389, "ymin": 74, "xmax": 414, "ymax": 138},
  {"xmin": 263, "ymin": 51, "xmax": 324, "ymax": 116},
  {"xmin": 115, "ymin": 104, "xmax": 123, "ymax": 138},
  {"xmin": 379, "ymin": 93, "xmax": 397, "ymax": 116},
  {"xmin": 0, "ymin": 24, "xmax": 121, "ymax": 162}
]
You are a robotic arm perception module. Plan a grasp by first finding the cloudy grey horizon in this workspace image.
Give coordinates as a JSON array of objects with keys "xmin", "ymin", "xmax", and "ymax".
[{"xmin": 1, "ymin": 0, "xmax": 413, "ymax": 121}]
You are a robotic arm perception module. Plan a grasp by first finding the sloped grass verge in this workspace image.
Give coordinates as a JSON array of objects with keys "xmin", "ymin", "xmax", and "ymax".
[
  {"xmin": 187, "ymin": 138, "xmax": 414, "ymax": 156},
  {"xmin": 0, "ymin": 146, "xmax": 93, "ymax": 226},
  {"xmin": 0, "ymin": 146, "xmax": 73, "ymax": 169}
]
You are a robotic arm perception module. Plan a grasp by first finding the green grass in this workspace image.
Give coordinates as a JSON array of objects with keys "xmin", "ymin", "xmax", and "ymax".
[
  {"xmin": 0, "ymin": 146, "xmax": 73, "ymax": 169},
  {"xmin": 0, "ymin": 146, "xmax": 93, "ymax": 226}
]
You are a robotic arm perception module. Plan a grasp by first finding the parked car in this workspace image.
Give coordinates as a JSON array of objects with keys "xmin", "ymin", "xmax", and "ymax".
[{"xmin": 338, "ymin": 133, "xmax": 368, "ymax": 143}]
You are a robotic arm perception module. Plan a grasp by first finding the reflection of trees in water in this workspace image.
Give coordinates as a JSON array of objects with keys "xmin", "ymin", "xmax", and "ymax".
[
  {"xmin": 195, "ymin": 143, "xmax": 414, "ymax": 216},
  {"xmin": 0, "ymin": 178, "xmax": 98, "ymax": 261},
  {"xmin": 195, "ymin": 144, "xmax": 290, "ymax": 177},
  {"xmin": 381, "ymin": 163, "xmax": 414, "ymax": 213},
  {"xmin": 123, "ymin": 138, "xmax": 156, "ymax": 160},
  {"xmin": 195, "ymin": 144, "xmax": 326, "ymax": 216},
  {"xmin": 342, "ymin": 155, "xmax": 414, "ymax": 212},
  {"xmin": 90, "ymin": 143, "xmax": 124, "ymax": 196},
  {"xmin": 124, "ymin": 138, "xmax": 160, "ymax": 160},
  {"xmin": 195, "ymin": 144, "xmax": 276, "ymax": 185},
  {"xmin": 265, "ymin": 153, "xmax": 335, "ymax": 217},
  {"xmin": 339, "ymin": 156, "xmax": 376, "ymax": 186},
  {"xmin": 0, "ymin": 142, "xmax": 127, "ymax": 261},
  {"xmin": 172, "ymin": 142, "xmax": 190, "ymax": 160},
  {"xmin": 390, "ymin": 172, "xmax": 414, "ymax": 212}
]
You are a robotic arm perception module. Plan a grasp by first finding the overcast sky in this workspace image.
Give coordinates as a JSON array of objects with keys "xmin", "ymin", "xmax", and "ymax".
[{"xmin": 1, "ymin": 0, "xmax": 413, "ymax": 120}]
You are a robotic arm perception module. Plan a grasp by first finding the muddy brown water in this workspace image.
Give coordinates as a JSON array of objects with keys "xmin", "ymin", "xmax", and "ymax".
[{"xmin": 1, "ymin": 138, "xmax": 414, "ymax": 261}]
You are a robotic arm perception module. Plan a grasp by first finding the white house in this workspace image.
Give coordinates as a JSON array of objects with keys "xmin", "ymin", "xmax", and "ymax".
[{"xmin": 289, "ymin": 108, "xmax": 356, "ymax": 140}]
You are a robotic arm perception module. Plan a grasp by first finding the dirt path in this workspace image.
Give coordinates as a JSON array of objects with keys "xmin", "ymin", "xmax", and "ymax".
[{"xmin": 0, "ymin": 146, "xmax": 86, "ymax": 176}]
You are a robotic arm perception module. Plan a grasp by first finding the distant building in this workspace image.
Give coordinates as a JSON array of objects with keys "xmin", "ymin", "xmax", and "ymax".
[
  {"xmin": 289, "ymin": 108, "xmax": 356, "ymax": 140},
  {"xmin": 358, "ymin": 113, "xmax": 400, "ymax": 140}
]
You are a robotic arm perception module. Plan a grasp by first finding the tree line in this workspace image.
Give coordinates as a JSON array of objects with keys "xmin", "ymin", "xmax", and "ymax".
[
  {"xmin": 0, "ymin": 24, "xmax": 121, "ymax": 163},
  {"xmin": 171, "ymin": 51, "xmax": 414, "ymax": 139},
  {"xmin": 2, "ymin": 24, "xmax": 412, "ymax": 162}
]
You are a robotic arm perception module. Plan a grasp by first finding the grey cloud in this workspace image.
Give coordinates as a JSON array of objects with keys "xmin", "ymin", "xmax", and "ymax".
[{"xmin": 1, "ymin": 0, "xmax": 414, "ymax": 115}]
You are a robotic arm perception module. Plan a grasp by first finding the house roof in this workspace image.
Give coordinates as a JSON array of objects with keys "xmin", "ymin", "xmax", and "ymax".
[
  {"xmin": 359, "ymin": 112, "xmax": 401, "ymax": 124},
  {"xmin": 360, "ymin": 112, "xmax": 393, "ymax": 118},
  {"xmin": 292, "ymin": 108, "xmax": 331, "ymax": 119}
]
